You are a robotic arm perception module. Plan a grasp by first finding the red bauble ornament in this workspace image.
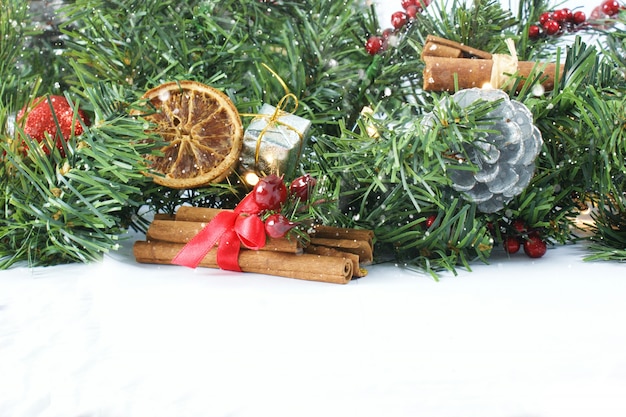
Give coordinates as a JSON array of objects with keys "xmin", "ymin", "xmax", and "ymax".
[
  {"xmin": 365, "ymin": 36, "xmax": 384, "ymax": 55},
  {"xmin": 17, "ymin": 95, "xmax": 90, "ymax": 157},
  {"xmin": 523, "ymin": 234, "xmax": 547, "ymax": 258}
]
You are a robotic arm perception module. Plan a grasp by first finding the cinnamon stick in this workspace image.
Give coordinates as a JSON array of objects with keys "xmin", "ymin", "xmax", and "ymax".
[
  {"xmin": 309, "ymin": 237, "xmax": 373, "ymax": 265},
  {"xmin": 173, "ymin": 207, "xmax": 376, "ymax": 260},
  {"xmin": 423, "ymin": 56, "xmax": 561, "ymax": 92},
  {"xmin": 311, "ymin": 225, "xmax": 374, "ymax": 248},
  {"xmin": 146, "ymin": 219, "xmax": 302, "ymax": 254},
  {"xmin": 421, "ymin": 36, "xmax": 563, "ymax": 92},
  {"xmin": 422, "ymin": 35, "xmax": 492, "ymax": 59},
  {"xmin": 134, "ymin": 240, "xmax": 353, "ymax": 284},
  {"xmin": 175, "ymin": 206, "xmax": 225, "ymax": 222},
  {"xmin": 305, "ymin": 245, "xmax": 367, "ymax": 278}
]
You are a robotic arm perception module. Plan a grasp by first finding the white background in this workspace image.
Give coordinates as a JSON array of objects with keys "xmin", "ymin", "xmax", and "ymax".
[
  {"xmin": 2, "ymin": 237, "xmax": 626, "ymax": 417},
  {"xmin": 1, "ymin": 1, "xmax": 625, "ymax": 417}
]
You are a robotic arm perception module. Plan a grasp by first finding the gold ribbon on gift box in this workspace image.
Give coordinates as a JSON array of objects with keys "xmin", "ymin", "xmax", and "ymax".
[{"xmin": 240, "ymin": 64, "xmax": 307, "ymax": 179}]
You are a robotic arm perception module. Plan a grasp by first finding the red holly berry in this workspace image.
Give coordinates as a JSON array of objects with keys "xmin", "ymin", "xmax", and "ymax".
[
  {"xmin": 382, "ymin": 28, "xmax": 394, "ymax": 39},
  {"xmin": 405, "ymin": 4, "xmax": 422, "ymax": 19},
  {"xmin": 543, "ymin": 19, "xmax": 561, "ymax": 35},
  {"xmin": 264, "ymin": 213, "xmax": 297, "ymax": 238},
  {"xmin": 539, "ymin": 12, "xmax": 553, "ymax": 26},
  {"xmin": 528, "ymin": 24, "xmax": 542, "ymax": 38},
  {"xmin": 601, "ymin": 0, "xmax": 620, "ymax": 16},
  {"xmin": 552, "ymin": 8, "xmax": 572, "ymax": 22},
  {"xmin": 511, "ymin": 219, "xmax": 527, "ymax": 233},
  {"xmin": 391, "ymin": 11, "xmax": 408, "ymax": 29},
  {"xmin": 401, "ymin": 0, "xmax": 418, "ymax": 9},
  {"xmin": 572, "ymin": 10, "xmax": 587, "ymax": 25},
  {"xmin": 591, "ymin": 5, "xmax": 607, "ymax": 19},
  {"xmin": 253, "ymin": 174, "xmax": 287, "ymax": 211},
  {"xmin": 17, "ymin": 95, "xmax": 90, "ymax": 157},
  {"xmin": 503, "ymin": 237, "xmax": 521, "ymax": 254},
  {"xmin": 424, "ymin": 214, "xmax": 436, "ymax": 229},
  {"xmin": 523, "ymin": 233, "xmax": 547, "ymax": 258},
  {"xmin": 289, "ymin": 174, "xmax": 317, "ymax": 201},
  {"xmin": 365, "ymin": 36, "xmax": 384, "ymax": 55}
]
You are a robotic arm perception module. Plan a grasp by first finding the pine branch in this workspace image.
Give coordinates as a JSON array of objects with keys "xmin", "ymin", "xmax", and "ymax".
[{"xmin": 1, "ymin": 81, "xmax": 154, "ymax": 268}]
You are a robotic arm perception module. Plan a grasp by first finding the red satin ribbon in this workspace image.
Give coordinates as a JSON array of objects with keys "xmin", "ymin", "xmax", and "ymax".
[{"xmin": 172, "ymin": 194, "xmax": 267, "ymax": 271}]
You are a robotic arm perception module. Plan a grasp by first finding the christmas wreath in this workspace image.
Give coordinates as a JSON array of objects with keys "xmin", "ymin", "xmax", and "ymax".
[{"xmin": 1, "ymin": 0, "xmax": 625, "ymax": 277}]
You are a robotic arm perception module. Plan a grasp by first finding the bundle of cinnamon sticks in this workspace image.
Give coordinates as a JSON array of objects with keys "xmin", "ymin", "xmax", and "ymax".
[
  {"xmin": 133, "ymin": 206, "xmax": 374, "ymax": 284},
  {"xmin": 421, "ymin": 35, "xmax": 563, "ymax": 92}
]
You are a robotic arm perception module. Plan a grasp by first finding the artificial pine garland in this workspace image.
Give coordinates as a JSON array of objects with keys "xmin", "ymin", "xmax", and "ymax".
[{"xmin": 1, "ymin": 0, "xmax": 625, "ymax": 273}]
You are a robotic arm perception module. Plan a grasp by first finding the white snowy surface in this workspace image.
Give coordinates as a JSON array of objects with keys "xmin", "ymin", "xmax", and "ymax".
[{"xmin": 2, "ymin": 237, "xmax": 626, "ymax": 417}]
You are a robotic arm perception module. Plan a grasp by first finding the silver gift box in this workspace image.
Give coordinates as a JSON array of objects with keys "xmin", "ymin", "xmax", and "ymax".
[{"xmin": 240, "ymin": 103, "xmax": 311, "ymax": 177}]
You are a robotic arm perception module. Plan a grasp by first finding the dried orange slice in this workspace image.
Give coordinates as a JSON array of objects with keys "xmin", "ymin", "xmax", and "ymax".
[{"xmin": 139, "ymin": 80, "xmax": 243, "ymax": 189}]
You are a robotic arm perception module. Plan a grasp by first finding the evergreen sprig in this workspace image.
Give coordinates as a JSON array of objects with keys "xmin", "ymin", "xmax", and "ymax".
[
  {"xmin": 1, "ymin": 82, "xmax": 154, "ymax": 268},
  {"xmin": 307, "ymin": 2, "xmax": 626, "ymax": 274}
]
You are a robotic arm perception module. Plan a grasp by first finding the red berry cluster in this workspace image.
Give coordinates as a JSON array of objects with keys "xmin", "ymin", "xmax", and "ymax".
[
  {"xmin": 529, "ymin": 1, "xmax": 624, "ymax": 39},
  {"xmin": 365, "ymin": 0, "xmax": 431, "ymax": 55},
  {"xmin": 502, "ymin": 219, "xmax": 547, "ymax": 259},
  {"xmin": 528, "ymin": 8, "xmax": 587, "ymax": 38},
  {"xmin": 247, "ymin": 174, "xmax": 316, "ymax": 238}
]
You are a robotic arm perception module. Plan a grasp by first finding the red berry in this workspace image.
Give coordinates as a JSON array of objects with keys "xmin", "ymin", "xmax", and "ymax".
[
  {"xmin": 391, "ymin": 11, "xmax": 408, "ymax": 29},
  {"xmin": 17, "ymin": 95, "xmax": 90, "ymax": 157},
  {"xmin": 264, "ymin": 213, "xmax": 297, "ymax": 238},
  {"xmin": 511, "ymin": 219, "xmax": 527, "ymax": 233},
  {"xmin": 382, "ymin": 28, "xmax": 394, "ymax": 39},
  {"xmin": 523, "ymin": 234, "xmax": 547, "ymax": 258},
  {"xmin": 572, "ymin": 11, "xmax": 587, "ymax": 25},
  {"xmin": 401, "ymin": 0, "xmax": 417, "ymax": 9},
  {"xmin": 253, "ymin": 174, "xmax": 287, "ymax": 211},
  {"xmin": 365, "ymin": 36, "xmax": 383, "ymax": 55},
  {"xmin": 528, "ymin": 24, "xmax": 541, "ymax": 38},
  {"xmin": 552, "ymin": 8, "xmax": 572, "ymax": 22},
  {"xmin": 289, "ymin": 174, "xmax": 316, "ymax": 201},
  {"xmin": 424, "ymin": 215, "xmax": 436, "ymax": 229},
  {"xmin": 504, "ymin": 237, "xmax": 521, "ymax": 254},
  {"xmin": 601, "ymin": 0, "xmax": 620, "ymax": 16},
  {"xmin": 591, "ymin": 5, "xmax": 607, "ymax": 19},
  {"xmin": 543, "ymin": 19, "xmax": 561, "ymax": 35},
  {"xmin": 405, "ymin": 4, "xmax": 422, "ymax": 18},
  {"xmin": 539, "ymin": 12, "xmax": 553, "ymax": 26}
]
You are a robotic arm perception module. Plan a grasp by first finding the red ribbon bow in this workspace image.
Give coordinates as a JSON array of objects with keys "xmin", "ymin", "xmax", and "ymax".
[{"xmin": 172, "ymin": 193, "xmax": 267, "ymax": 271}]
